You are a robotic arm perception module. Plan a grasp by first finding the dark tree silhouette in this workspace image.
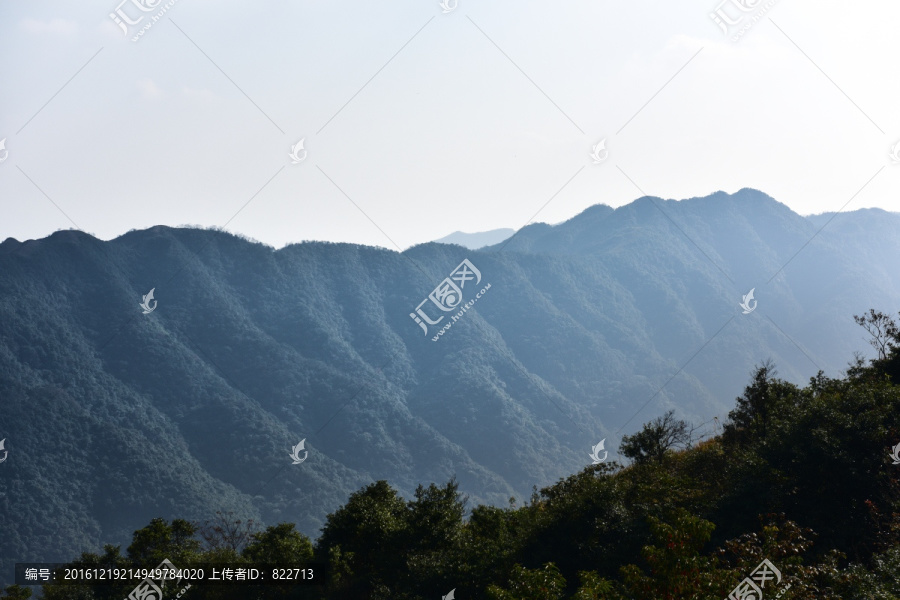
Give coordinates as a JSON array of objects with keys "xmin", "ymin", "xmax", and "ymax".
[{"xmin": 620, "ymin": 410, "xmax": 695, "ymax": 464}]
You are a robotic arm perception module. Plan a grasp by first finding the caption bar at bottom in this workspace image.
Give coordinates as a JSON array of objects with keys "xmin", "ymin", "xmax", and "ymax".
[{"xmin": 15, "ymin": 563, "xmax": 327, "ymax": 586}]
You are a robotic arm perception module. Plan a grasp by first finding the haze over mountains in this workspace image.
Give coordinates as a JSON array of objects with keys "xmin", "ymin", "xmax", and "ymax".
[
  {"xmin": 1, "ymin": 188, "xmax": 899, "ymax": 584},
  {"xmin": 433, "ymin": 228, "xmax": 515, "ymax": 249}
]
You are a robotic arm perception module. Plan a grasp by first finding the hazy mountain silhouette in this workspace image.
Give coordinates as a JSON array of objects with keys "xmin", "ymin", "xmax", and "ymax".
[
  {"xmin": 434, "ymin": 228, "xmax": 515, "ymax": 249},
  {"xmin": 1, "ymin": 188, "xmax": 898, "ymax": 584}
]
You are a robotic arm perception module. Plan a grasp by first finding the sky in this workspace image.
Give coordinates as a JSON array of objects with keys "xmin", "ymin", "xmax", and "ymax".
[{"xmin": 1, "ymin": 0, "xmax": 899, "ymax": 251}]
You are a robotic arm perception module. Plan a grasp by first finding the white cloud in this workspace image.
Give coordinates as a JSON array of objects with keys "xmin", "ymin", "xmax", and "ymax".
[
  {"xmin": 19, "ymin": 18, "xmax": 78, "ymax": 35},
  {"xmin": 97, "ymin": 19, "xmax": 127, "ymax": 41},
  {"xmin": 137, "ymin": 78, "xmax": 163, "ymax": 99},
  {"xmin": 182, "ymin": 87, "xmax": 218, "ymax": 102}
]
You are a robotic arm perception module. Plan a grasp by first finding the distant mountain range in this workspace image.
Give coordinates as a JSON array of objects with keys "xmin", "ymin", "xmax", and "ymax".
[
  {"xmin": 1, "ymin": 188, "xmax": 899, "ymax": 585},
  {"xmin": 433, "ymin": 228, "xmax": 515, "ymax": 249}
]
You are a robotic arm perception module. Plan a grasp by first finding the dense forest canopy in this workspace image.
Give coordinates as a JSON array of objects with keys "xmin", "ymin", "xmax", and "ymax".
[
  {"xmin": 7, "ymin": 309, "xmax": 899, "ymax": 599},
  {"xmin": 3, "ymin": 193, "xmax": 900, "ymax": 597}
]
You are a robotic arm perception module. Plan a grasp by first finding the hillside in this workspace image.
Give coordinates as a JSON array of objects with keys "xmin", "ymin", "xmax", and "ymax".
[
  {"xmin": 1, "ymin": 188, "xmax": 899, "ymax": 587},
  {"xmin": 28, "ymin": 350, "xmax": 900, "ymax": 599}
]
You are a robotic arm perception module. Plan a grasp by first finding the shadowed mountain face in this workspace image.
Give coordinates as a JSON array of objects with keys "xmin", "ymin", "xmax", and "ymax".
[{"xmin": 1, "ymin": 188, "xmax": 899, "ymax": 583}]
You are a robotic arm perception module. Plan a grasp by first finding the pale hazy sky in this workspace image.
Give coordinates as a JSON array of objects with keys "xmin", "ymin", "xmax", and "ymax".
[{"xmin": 1, "ymin": 0, "xmax": 899, "ymax": 250}]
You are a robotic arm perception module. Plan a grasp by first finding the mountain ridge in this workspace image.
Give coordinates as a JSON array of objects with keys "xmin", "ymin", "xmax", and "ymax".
[{"xmin": 1, "ymin": 189, "xmax": 899, "ymax": 587}]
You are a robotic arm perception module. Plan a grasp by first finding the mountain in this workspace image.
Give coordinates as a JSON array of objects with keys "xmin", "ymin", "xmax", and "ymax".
[
  {"xmin": 1, "ymin": 188, "xmax": 899, "ymax": 586},
  {"xmin": 433, "ymin": 228, "xmax": 515, "ymax": 249}
]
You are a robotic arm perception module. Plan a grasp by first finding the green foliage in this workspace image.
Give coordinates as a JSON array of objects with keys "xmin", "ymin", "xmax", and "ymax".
[
  {"xmin": 405, "ymin": 479, "xmax": 466, "ymax": 551},
  {"xmin": 569, "ymin": 571, "xmax": 618, "ymax": 600},
  {"xmin": 520, "ymin": 464, "xmax": 634, "ymax": 581},
  {"xmin": 24, "ymin": 307, "xmax": 900, "ymax": 599},
  {"xmin": 240, "ymin": 525, "xmax": 317, "ymax": 600},
  {"xmin": 855, "ymin": 309, "xmax": 900, "ymax": 384},
  {"xmin": 7, "ymin": 209, "xmax": 900, "ymax": 590},
  {"xmin": 315, "ymin": 480, "xmax": 408, "ymax": 598},
  {"xmin": 619, "ymin": 509, "xmax": 720, "ymax": 599},
  {"xmin": 723, "ymin": 360, "xmax": 800, "ymax": 443},
  {"xmin": 1, "ymin": 586, "xmax": 32, "ymax": 600},
  {"xmin": 487, "ymin": 563, "xmax": 568, "ymax": 600},
  {"xmin": 243, "ymin": 523, "xmax": 314, "ymax": 564},
  {"xmin": 127, "ymin": 518, "xmax": 202, "ymax": 566},
  {"xmin": 837, "ymin": 545, "xmax": 900, "ymax": 599}
]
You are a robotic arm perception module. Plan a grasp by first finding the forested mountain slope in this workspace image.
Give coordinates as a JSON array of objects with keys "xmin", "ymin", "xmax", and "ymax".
[{"xmin": 1, "ymin": 188, "xmax": 898, "ymax": 587}]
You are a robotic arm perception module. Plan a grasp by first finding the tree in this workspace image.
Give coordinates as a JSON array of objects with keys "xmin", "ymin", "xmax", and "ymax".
[
  {"xmin": 315, "ymin": 480, "xmax": 408, "ymax": 598},
  {"xmin": 242, "ymin": 524, "xmax": 316, "ymax": 600},
  {"xmin": 486, "ymin": 563, "xmax": 567, "ymax": 600},
  {"xmin": 196, "ymin": 511, "xmax": 258, "ymax": 554},
  {"xmin": 619, "ymin": 509, "xmax": 723, "ymax": 599},
  {"xmin": 854, "ymin": 309, "xmax": 899, "ymax": 361},
  {"xmin": 569, "ymin": 571, "xmax": 619, "ymax": 600},
  {"xmin": 405, "ymin": 478, "xmax": 467, "ymax": 551},
  {"xmin": 126, "ymin": 518, "xmax": 201, "ymax": 567},
  {"xmin": 243, "ymin": 523, "xmax": 314, "ymax": 564},
  {"xmin": 1, "ymin": 586, "xmax": 32, "ymax": 600},
  {"xmin": 723, "ymin": 361, "xmax": 801, "ymax": 443},
  {"xmin": 620, "ymin": 410, "xmax": 694, "ymax": 464},
  {"xmin": 401, "ymin": 479, "xmax": 468, "ymax": 596},
  {"xmin": 854, "ymin": 308, "xmax": 900, "ymax": 383},
  {"xmin": 34, "ymin": 318, "xmax": 900, "ymax": 600}
]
